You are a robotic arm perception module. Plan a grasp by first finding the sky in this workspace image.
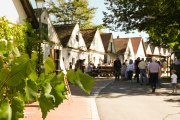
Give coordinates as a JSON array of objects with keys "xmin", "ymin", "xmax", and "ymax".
[{"xmin": 88, "ymin": 0, "xmax": 149, "ymax": 40}]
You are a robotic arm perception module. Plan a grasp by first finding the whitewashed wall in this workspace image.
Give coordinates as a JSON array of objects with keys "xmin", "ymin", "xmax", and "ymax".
[
  {"xmin": 135, "ymin": 40, "xmax": 146, "ymax": 59},
  {"xmin": 0, "ymin": 0, "xmax": 27, "ymax": 24},
  {"xmin": 124, "ymin": 39, "xmax": 135, "ymax": 61}
]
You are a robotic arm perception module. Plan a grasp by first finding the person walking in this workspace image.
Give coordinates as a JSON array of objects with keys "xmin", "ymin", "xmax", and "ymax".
[
  {"xmin": 171, "ymin": 70, "xmax": 178, "ymax": 94},
  {"xmin": 113, "ymin": 57, "xmax": 122, "ymax": 81},
  {"xmin": 127, "ymin": 59, "xmax": 134, "ymax": 81},
  {"xmin": 134, "ymin": 57, "xmax": 141, "ymax": 83},
  {"xmin": 138, "ymin": 58, "xmax": 148, "ymax": 85},
  {"xmin": 148, "ymin": 58, "xmax": 161, "ymax": 93}
]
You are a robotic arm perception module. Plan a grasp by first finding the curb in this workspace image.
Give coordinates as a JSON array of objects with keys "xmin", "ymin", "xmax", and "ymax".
[{"xmin": 91, "ymin": 80, "xmax": 113, "ymax": 120}]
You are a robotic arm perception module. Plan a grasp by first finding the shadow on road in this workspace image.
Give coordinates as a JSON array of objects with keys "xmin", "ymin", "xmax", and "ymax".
[{"xmin": 97, "ymin": 80, "xmax": 180, "ymax": 99}]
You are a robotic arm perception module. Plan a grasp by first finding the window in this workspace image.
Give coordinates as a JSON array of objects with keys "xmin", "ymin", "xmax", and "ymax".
[
  {"xmin": 41, "ymin": 23, "xmax": 48, "ymax": 41},
  {"xmin": 76, "ymin": 35, "xmax": 79, "ymax": 42}
]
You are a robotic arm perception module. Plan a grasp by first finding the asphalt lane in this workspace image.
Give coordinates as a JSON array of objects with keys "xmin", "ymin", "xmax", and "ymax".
[{"xmin": 96, "ymin": 80, "xmax": 180, "ymax": 120}]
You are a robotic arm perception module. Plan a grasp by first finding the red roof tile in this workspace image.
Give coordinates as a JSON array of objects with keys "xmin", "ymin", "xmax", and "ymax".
[
  {"xmin": 131, "ymin": 37, "xmax": 141, "ymax": 54},
  {"xmin": 113, "ymin": 38, "xmax": 129, "ymax": 54},
  {"xmin": 100, "ymin": 33, "xmax": 112, "ymax": 52}
]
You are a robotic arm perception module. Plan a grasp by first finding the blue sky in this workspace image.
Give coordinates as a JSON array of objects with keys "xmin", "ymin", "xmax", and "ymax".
[{"xmin": 88, "ymin": 0, "xmax": 149, "ymax": 40}]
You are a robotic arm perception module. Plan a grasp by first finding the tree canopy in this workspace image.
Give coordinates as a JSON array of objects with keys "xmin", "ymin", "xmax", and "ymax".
[
  {"xmin": 103, "ymin": 0, "xmax": 180, "ymax": 49},
  {"xmin": 47, "ymin": 0, "xmax": 96, "ymax": 25}
]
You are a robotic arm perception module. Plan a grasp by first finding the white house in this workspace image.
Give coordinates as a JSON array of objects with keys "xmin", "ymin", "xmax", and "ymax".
[
  {"xmin": 114, "ymin": 37, "xmax": 134, "ymax": 62},
  {"xmin": 100, "ymin": 33, "xmax": 116, "ymax": 64},
  {"xmin": 34, "ymin": 9, "xmax": 65, "ymax": 72},
  {"xmin": 0, "ymin": 0, "xmax": 38, "ymax": 28},
  {"xmin": 81, "ymin": 28, "xmax": 105, "ymax": 67},
  {"xmin": 131, "ymin": 37, "xmax": 146, "ymax": 60},
  {"xmin": 55, "ymin": 24, "xmax": 88, "ymax": 70}
]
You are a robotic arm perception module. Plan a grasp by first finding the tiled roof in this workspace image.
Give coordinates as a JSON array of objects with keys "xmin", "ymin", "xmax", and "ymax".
[
  {"xmin": 100, "ymin": 33, "xmax": 112, "ymax": 52},
  {"xmin": 54, "ymin": 24, "xmax": 75, "ymax": 47},
  {"xmin": 131, "ymin": 37, "xmax": 141, "ymax": 54},
  {"xmin": 81, "ymin": 29, "xmax": 97, "ymax": 49},
  {"xmin": 113, "ymin": 38, "xmax": 129, "ymax": 54}
]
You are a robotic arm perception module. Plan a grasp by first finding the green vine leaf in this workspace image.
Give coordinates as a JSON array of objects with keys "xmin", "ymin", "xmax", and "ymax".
[
  {"xmin": 67, "ymin": 69, "xmax": 77, "ymax": 84},
  {"xmin": 7, "ymin": 54, "xmax": 32, "ymax": 86},
  {"xmin": 50, "ymin": 72, "xmax": 64, "ymax": 87},
  {"xmin": 11, "ymin": 97, "xmax": 24, "ymax": 120},
  {"xmin": 51, "ymin": 83, "xmax": 66, "ymax": 107},
  {"xmin": 25, "ymin": 80, "xmax": 38, "ymax": 102},
  {"xmin": 44, "ymin": 57, "xmax": 55, "ymax": 74},
  {"xmin": 0, "ymin": 99, "xmax": 12, "ymax": 120},
  {"xmin": 38, "ymin": 95, "xmax": 54, "ymax": 119},
  {"xmin": 78, "ymin": 72, "xmax": 94, "ymax": 94}
]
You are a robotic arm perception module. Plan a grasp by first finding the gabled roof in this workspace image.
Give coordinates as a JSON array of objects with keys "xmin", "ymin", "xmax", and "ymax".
[
  {"xmin": 131, "ymin": 37, "xmax": 141, "ymax": 55},
  {"xmin": 114, "ymin": 38, "xmax": 129, "ymax": 54},
  {"xmin": 20, "ymin": 0, "xmax": 39, "ymax": 29},
  {"xmin": 100, "ymin": 33, "xmax": 112, "ymax": 52},
  {"xmin": 54, "ymin": 24, "xmax": 75, "ymax": 47},
  {"xmin": 81, "ymin": 29, "xmax": 97, "ymax": 49}
]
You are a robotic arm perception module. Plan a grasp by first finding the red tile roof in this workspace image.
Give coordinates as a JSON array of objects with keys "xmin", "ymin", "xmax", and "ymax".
[
  {"xmin": 131, "ymin": 37, "xmax": 141, "ymax": 55},
  {"xmin": 81, "ymin": 29, "xmax": 97, "ymax": 49},
  {"xmin": 100, "ymin": 33, "xmax": 112, "ymax": 52},
  {"xmin": 113, "ymin": 38, "xmax": 129, "ymax": 54}
]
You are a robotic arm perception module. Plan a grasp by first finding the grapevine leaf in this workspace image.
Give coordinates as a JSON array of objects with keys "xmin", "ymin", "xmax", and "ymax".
[
  {"xmin": 78, "ymin": 72, "xmax": 94, "ymax": 94},
  {"xmin": 0, "ymin": 67, "xmax": 10, "ymax": 86},
  {"xmin": 51, "ymin": 83, "xmax": 66, "ymax": 107},
  {"xmin": 7, "ymin": 55, "xmax": 32, "ymax": 86},
  {"xmin": 50, "ymin": 72, "xmax": 64, "ymax": 87},
  {"xmin": 38, "ymin": 95, "xmax": 54, "ymax": 119},
  {"xmin": 0, "ymin": 56, "xmax": 3, "ymax": 69},
  {"xmin": 25, "ymin": 80, "xmax": 38, "ymax": 102},
  {"xmin": 31, "ymin": 52, "xmax": 38, "ymax": 61},
  {"xmin": 44, "ymin": 57, "xmax": 55, "ymax": 74},
  {"xmin": 67, "ymin": 69, "xmax": 76, "ymax": 84},
  {"xmin": 11, "ymin": 97, "xmax": 24, "ymax": 120},
  {"xmin": 29, "ymin": 71, "xmax": 38, "ymax": 81},
  {"xmin": 0, "ymin": 99, "xmax": 12, "ymax": 120}
]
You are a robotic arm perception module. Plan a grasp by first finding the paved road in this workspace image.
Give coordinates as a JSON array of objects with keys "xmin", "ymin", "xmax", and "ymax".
[{"xmin": 96, "ymin": 80, "xmax": 180, "ymax": 120}]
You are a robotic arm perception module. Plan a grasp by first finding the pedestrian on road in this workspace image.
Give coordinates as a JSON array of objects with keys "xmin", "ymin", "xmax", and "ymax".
[
  {"xmin": 148, "ymin": 58, "xmax": 161, "ymax": 93},
  {"xmin": 127, "ymin": 59, "xmax": 134, "ymax": 81},
  {"xmin": 138, "ymin": 58, "xmax": 148, "ymax": 85},
  {"xmin": 113, "ymin": 57, "xmax": 121, "ymax": 81},
  {"xmin": 134, "ymin": 57, "xmax": 141, "ymax": 83},
  {"xmin": 171, "ymin": 70, "xmax": 178, "ymax": 93}
]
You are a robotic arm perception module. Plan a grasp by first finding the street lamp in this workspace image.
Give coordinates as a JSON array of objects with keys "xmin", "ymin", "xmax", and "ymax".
[{"xmin": 35, "ymin": 0, "xmax": 45, "ymax": 76}]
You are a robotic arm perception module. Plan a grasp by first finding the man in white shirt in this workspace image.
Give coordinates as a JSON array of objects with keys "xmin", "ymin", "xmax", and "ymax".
[{"xmin": 148, "ymin": 57, "xmax": 161, "ymax": 93}]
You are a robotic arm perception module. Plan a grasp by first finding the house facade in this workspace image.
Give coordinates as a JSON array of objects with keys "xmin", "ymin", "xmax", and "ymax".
[
  {"xmin": 81, "ymin": 29, "xmax": 105, "ymax": 67},
  {"xmin": 55, "ymin": 24, "xmax": 88, "ymax": 70},
  {"xmin": 35, "ymin": 9, "xmax": 65, "ymax": 72},
  {"xmin": 131, "ymin": 37, "xmax": 146, "ymax": 60},
  {"xmin": 114, "ymin": 38, "xmax": 134, "ymax": 63},
  {"xmin": 101, "ymin": 33, "xmax": 116, "ymax": 65}
]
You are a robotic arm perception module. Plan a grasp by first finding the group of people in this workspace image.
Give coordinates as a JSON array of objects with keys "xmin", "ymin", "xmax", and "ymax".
[{"xmin": 113, "ymin": 57, "xmax": 178, "ymax": 93}]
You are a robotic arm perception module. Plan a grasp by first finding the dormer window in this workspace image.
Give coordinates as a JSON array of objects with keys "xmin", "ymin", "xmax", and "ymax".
[{"xmin": 76, "ymin": 35, "xmax": 79, "ymax": 42}]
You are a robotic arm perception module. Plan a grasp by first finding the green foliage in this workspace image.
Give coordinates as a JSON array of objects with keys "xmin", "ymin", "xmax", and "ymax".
[
  {"xmin": 103, "ymin": 0, "xmax": 180, "ymax": 49},
  {"xmin": 0, "ymin": 99, "xmax": 12, "ymax": 120},
  {"xmin": 47, "ymin": 0, "xmax": 96, "ymax": 25},
  {"xmin": 67, "ymin": 69, "xmax": 94, "ymax": 94},
  {"xmin": 0, "ymin": 17, "xmax": 94, "ymax": 119}
]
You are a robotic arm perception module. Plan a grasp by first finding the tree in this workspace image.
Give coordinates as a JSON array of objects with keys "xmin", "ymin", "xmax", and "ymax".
[
  {"xmin": 47, "ymin": 0, "xmax": 96, "ymax": 25},
  {"xmin": 103, "ymin": 0, "xmax": 180, "ymax": 49}
]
